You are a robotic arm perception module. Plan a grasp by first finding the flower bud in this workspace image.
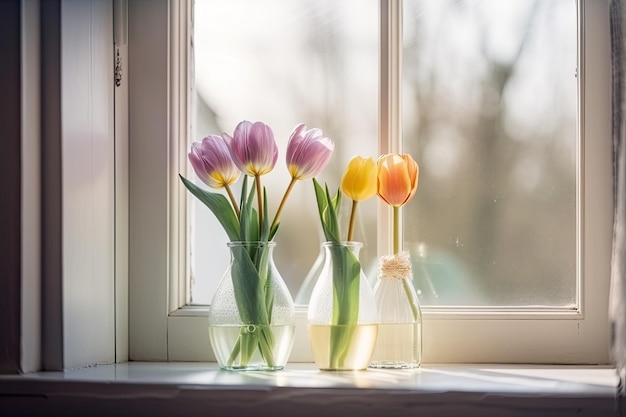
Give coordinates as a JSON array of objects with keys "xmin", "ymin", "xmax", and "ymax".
[
  {"xmin": 341, "ymin": 156, "xmax": 377, "ymax": 201},
  {"xmin": 225, "ymin": 120, "xmax": 278, "ymax": 177},
  {"xmin": 188, "ymin": 135, "xmax": 240, "ymax": 189},
  {"xmin": 286, "ymin": 123, "xmax": 335, "ymax": 180},
  {"xmin": 377, "ymin": 153, "xmax": 419, "ymax": 207}
]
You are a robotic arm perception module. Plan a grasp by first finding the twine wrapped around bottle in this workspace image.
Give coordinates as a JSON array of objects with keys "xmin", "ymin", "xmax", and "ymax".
[{"xmin": 379, "ymin": 251, "xmax": 412, "ymax": 280}]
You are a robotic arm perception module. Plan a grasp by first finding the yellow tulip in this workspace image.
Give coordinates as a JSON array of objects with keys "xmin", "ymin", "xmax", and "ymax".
[
  {"xmin": 340, "ymin": 156, "xmax": 378, "ymax": 201},
  {"xmin": 377, "ymin": 153, "xmax": 419, "ymax": 207}
]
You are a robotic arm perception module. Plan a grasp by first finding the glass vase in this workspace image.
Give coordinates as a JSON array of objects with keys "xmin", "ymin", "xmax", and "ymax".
[
  {"xmin": 208, "ymin": 241, "xmax": 295, "ymax": 371},
  {"xmin": 370, "ymin": 252, "xmax": 422, "ymax": 369},
  {"xmin": 307, "ymin": 241, "xmax": 378, "ymax": 370},
  {"xmin": 294, "ymin": 244, "xmax": 325, "ymax": 304}
]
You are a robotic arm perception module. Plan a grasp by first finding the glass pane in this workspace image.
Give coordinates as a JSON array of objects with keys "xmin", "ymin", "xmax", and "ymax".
[
  {"xmin": 402, "ymin": 0, "xmax": 577, "ymax": 306},
  {"xmin": 191, "ymin": 0, "xmax": 379, "ymax": 305}
]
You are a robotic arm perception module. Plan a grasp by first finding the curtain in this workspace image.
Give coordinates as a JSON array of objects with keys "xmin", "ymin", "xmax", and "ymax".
[{"xmin": 610, "ymin": 0, "xmax": 626, "ymax": 395}]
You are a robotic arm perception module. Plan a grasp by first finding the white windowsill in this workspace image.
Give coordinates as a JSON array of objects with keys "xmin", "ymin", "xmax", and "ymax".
[{"xmin": 0, "ymin": 363, "xmax": 620, "ymax": 417}]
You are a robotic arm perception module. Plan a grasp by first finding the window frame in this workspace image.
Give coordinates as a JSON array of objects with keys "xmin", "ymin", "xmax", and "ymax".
[{"xmin": 128, "ymin": 0, "xmax": 612, "ymax": 363}]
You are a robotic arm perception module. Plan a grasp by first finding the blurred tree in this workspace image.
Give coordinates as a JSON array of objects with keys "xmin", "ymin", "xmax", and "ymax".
[{"xmin": 402, "ymin": 0, "xmax": 576, "ymax": 305}]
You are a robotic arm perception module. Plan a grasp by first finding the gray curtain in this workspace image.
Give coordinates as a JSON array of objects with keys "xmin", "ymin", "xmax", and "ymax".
[{"xmin": 611, "ymin": 0, "xmax": 626, "ymax": 394}]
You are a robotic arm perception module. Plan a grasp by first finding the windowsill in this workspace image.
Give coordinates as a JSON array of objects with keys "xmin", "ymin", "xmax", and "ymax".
[{"xmin": 0, "ymin": 363, "xmax": 620, "ymax": 416}]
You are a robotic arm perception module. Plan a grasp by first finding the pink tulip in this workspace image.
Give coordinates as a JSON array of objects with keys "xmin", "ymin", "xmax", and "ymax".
[
  {"xmin": 188, "ymin": 135, "xmax": 240, "ymax": 189},
  {"xmin": 286, "ymin": 123, "xmax": 335, "ymax": 180},
  {"xmin": 225, "ymin": 120, "xmax": 279, "ymax": 177}
]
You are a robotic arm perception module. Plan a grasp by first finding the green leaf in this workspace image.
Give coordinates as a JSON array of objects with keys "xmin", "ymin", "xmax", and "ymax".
[
  {"xmin": 256, "ymin": 324, "xmax": 276, "ymax": 367},
  {"xmin": 240, "ymin": 175, "xmax": 249, "ymax": 212},
  {"xmin": 328, "ymin": 244, "xmax": 361, "ymax": 368},
  {"xmin": 332, "ymin": 187, "xmax": 342, "ymax": 215},
  {"xmin": 179, "ymin": 175, "xmax": 240, "ymax": 241},
  {"xmin": 312, "ymin": 181, "xmax": 362, "ymax": 368},
  {"xmin": 313, "ymin": 178, "xmax": 333, "ymax": 242},
  {"xmin": 269, "ymin": 222, "xmax": 280, "ymax": 241},
  {"xmin": 227, "ymin": 243, "xmax": 277, "ymax": 366},
  {"xmin": 324, "ymin": 184, "xmax": 341, "ymax": 242},
  {"xmin": 328, "ymin": 245, "xmax": 360, "ymax": 325},
  {"xmin": 249, "ymin": 210, "xmax": 260, "ymax": 243},
  {"xmin": 239, "ymin": 178, "xmax": 259, "ymax": 243},
  {"xmin": 229, "ymin": 244, "xmax": 269, "ymax": 325},
  {"xmin": 312, "ymin": 178, "xmax": 343, "ymax": 243},
  {"xmin": 185, "ymin": 173, "xmax": 278, "ymax": 368}
]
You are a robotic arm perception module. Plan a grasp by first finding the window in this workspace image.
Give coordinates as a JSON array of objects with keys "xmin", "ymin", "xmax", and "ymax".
[
  {"xmin": 129, "ymin": 0, "xmax": 612, "ymax": 363},
  {"xmin": 189, "ymin": 0, "xmax": 379, "ymax": 305},
  {"xmin": 402, "ymin": 1, "xmax": 577, "ymax": 307}
]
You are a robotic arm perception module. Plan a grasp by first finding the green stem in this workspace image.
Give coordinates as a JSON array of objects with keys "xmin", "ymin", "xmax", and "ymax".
[
  {"xmin": 255, "ymin": 174, "xmax": 263, "ymax": 237},
  {"xmin": 402, "ymin": 278, "xmax": 419, "ymax": 322},
  {"xmin": 347, "ymin": 200, "xmax": 358, "ymax": 242},
  {"xmin": 229, "ymin": 325, "xmax": 276, "ymax": 368},
  {"xmin": 270, "ymin": 177, "xmax": 297, "ymax": 233},
  {"xmin": 258, "ymin": 325, "xmax": 276, "ymax": 367},
  {"xmin": 227, "ymin": 336, "xmax": 241, "ymax": 366},
  {"xmin": 394, "ymin": 205, "xmax": 418, "ymax": 322},
  {"xmin": 393, "ymin": 205, "xmax": 400, "ymax": 254},
  {"xmin": 224, "ymin": 183, "xmax": 240, "ymax": 219}
]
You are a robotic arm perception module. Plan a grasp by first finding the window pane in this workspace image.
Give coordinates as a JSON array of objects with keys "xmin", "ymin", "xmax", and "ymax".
[
  {"xmin": 402, "ymin": 0, "xmax": 577, "ymax": 306},
  {"xmin": 191, "ymin": 0, "xmax": 379, "ymax": 304}
]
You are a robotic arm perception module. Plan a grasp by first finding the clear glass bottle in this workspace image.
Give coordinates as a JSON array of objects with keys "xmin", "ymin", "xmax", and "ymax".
[
  {"xmin": 307, "ymin": 241, "xmax": 378, "ymax": 370},
  {"xmin": 208, "ymin": 241, "xmax": 295, "ymax": 371},
  {"xmin": 370, "ymin": 252, "xmax": 422, "ymax": 369}
]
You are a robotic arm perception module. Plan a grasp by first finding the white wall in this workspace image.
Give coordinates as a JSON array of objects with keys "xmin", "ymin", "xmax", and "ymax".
[
  {"xmin": 128, "ymin": 0, "xmax": 170, "ymax": 361},
  {"xmin": 60, "ymin": 0, "xmax": 115, "ymax": 368},
  {"xmin": 41, "ymin": 0, "xmax": 116, "ymax": 370}
]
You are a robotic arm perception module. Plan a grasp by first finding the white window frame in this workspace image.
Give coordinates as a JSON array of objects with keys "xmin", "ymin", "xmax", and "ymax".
[{"xmin": 128, "ymin": 0, "xmax": 612, "ymax": 363}]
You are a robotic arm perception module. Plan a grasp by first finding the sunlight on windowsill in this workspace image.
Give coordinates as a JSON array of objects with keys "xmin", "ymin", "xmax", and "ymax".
[{"xmin": 0, "ymin": 362, "xmax": 619, "ymax": 417}]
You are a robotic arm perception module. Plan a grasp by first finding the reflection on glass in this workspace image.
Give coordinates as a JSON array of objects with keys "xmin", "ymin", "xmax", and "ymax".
[
  {"xmin": 402, "ymin": 0, "xmax": 577, "ymax": 306},
  {"xmin": 191, "ymin": 0, "xmax": 379, "ymax": 304}
]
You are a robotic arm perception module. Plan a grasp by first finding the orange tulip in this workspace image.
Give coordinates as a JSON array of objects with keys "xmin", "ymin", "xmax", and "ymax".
[{"xmin": 377, "ymin": 154, "xmax": 419, "ymax": 207}]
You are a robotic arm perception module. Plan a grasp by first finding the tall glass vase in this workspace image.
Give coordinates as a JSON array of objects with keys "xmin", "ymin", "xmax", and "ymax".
[
  {"xmin": 208, "ymin": 241, "xmax": 295, "ymax": 371},
  {"xmin": 307, "ymin": 241, "xmax": 378, "ymax": 370},
  {"xmin": 370, "ymin": 252, "xmax": 422, "ymax": 369}
]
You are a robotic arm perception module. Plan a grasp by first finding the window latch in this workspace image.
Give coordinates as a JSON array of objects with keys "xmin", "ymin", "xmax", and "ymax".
[
  {"xmin": 114, "ymin": 46, "xmax": 122, "ymax": 87},
  {"xmin": 113, "ymin": 0, "xmax": 127, "ymax": 88}
]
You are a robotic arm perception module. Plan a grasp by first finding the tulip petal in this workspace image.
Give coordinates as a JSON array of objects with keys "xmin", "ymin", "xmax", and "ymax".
[
  {"xmin": 402, "ymin": 153, "xmax": 419, "ymax": 203},
  {"xmin": 377, "ymin": 153, "xmax": 419, "ymax": 206},
  {"xmin": 341, "ymin": 156, "xmax": 377, "ymax": 201},
  {"xmin": 188, "ymin": 135, "xmax": 240, "ymax": 189},
  {"xmin": 229, "ymin": 120, "xmax": 278, "ymax": 176},
  {"xmin": 295, "ymin": 136, "xmax": 334, "ymax": 178},
  {"xmin": 286, "ymin": 124, "xmax": 334, "ymax": 180}
]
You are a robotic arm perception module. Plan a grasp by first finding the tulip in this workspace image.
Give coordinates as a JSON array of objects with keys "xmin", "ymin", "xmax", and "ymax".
[
  {"xmin": 377, "ymin": 153, "xmax": 419, "ymax": 254},
  {"xmin": 188, "ymin": 135, "xmax": 241, "ymax": 217},
  {"xmin": 270, "ymin": 124, "xmax": 335, "ymax": 236},
  {"xmin": 225, "ymin": 120, "xmax": 278, "ymax": 177},
  {"xmin": 377, "ymin": 153, "xmax": 419, "ymax": 207},
  {"xmin": 377, "ymin": 154, "xmax": 420, "ymax": 323},
  {"xmin": 341, "ymin": 155, "xmax": 377, "ymax": 241},
  {"xmin": 189, "ymin": 135, "xmax": 241, "ymax": 189},
  {"xmin": 224, "ymin": 120, "xmax": 279, "ymax": 234},
  {"xmin": 286, "ymin": 123, "xmax": 335, "ymax": 180},
  {"xmin": 341, "ymin": 156, "xmax": 377, "ymax": 201}
]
